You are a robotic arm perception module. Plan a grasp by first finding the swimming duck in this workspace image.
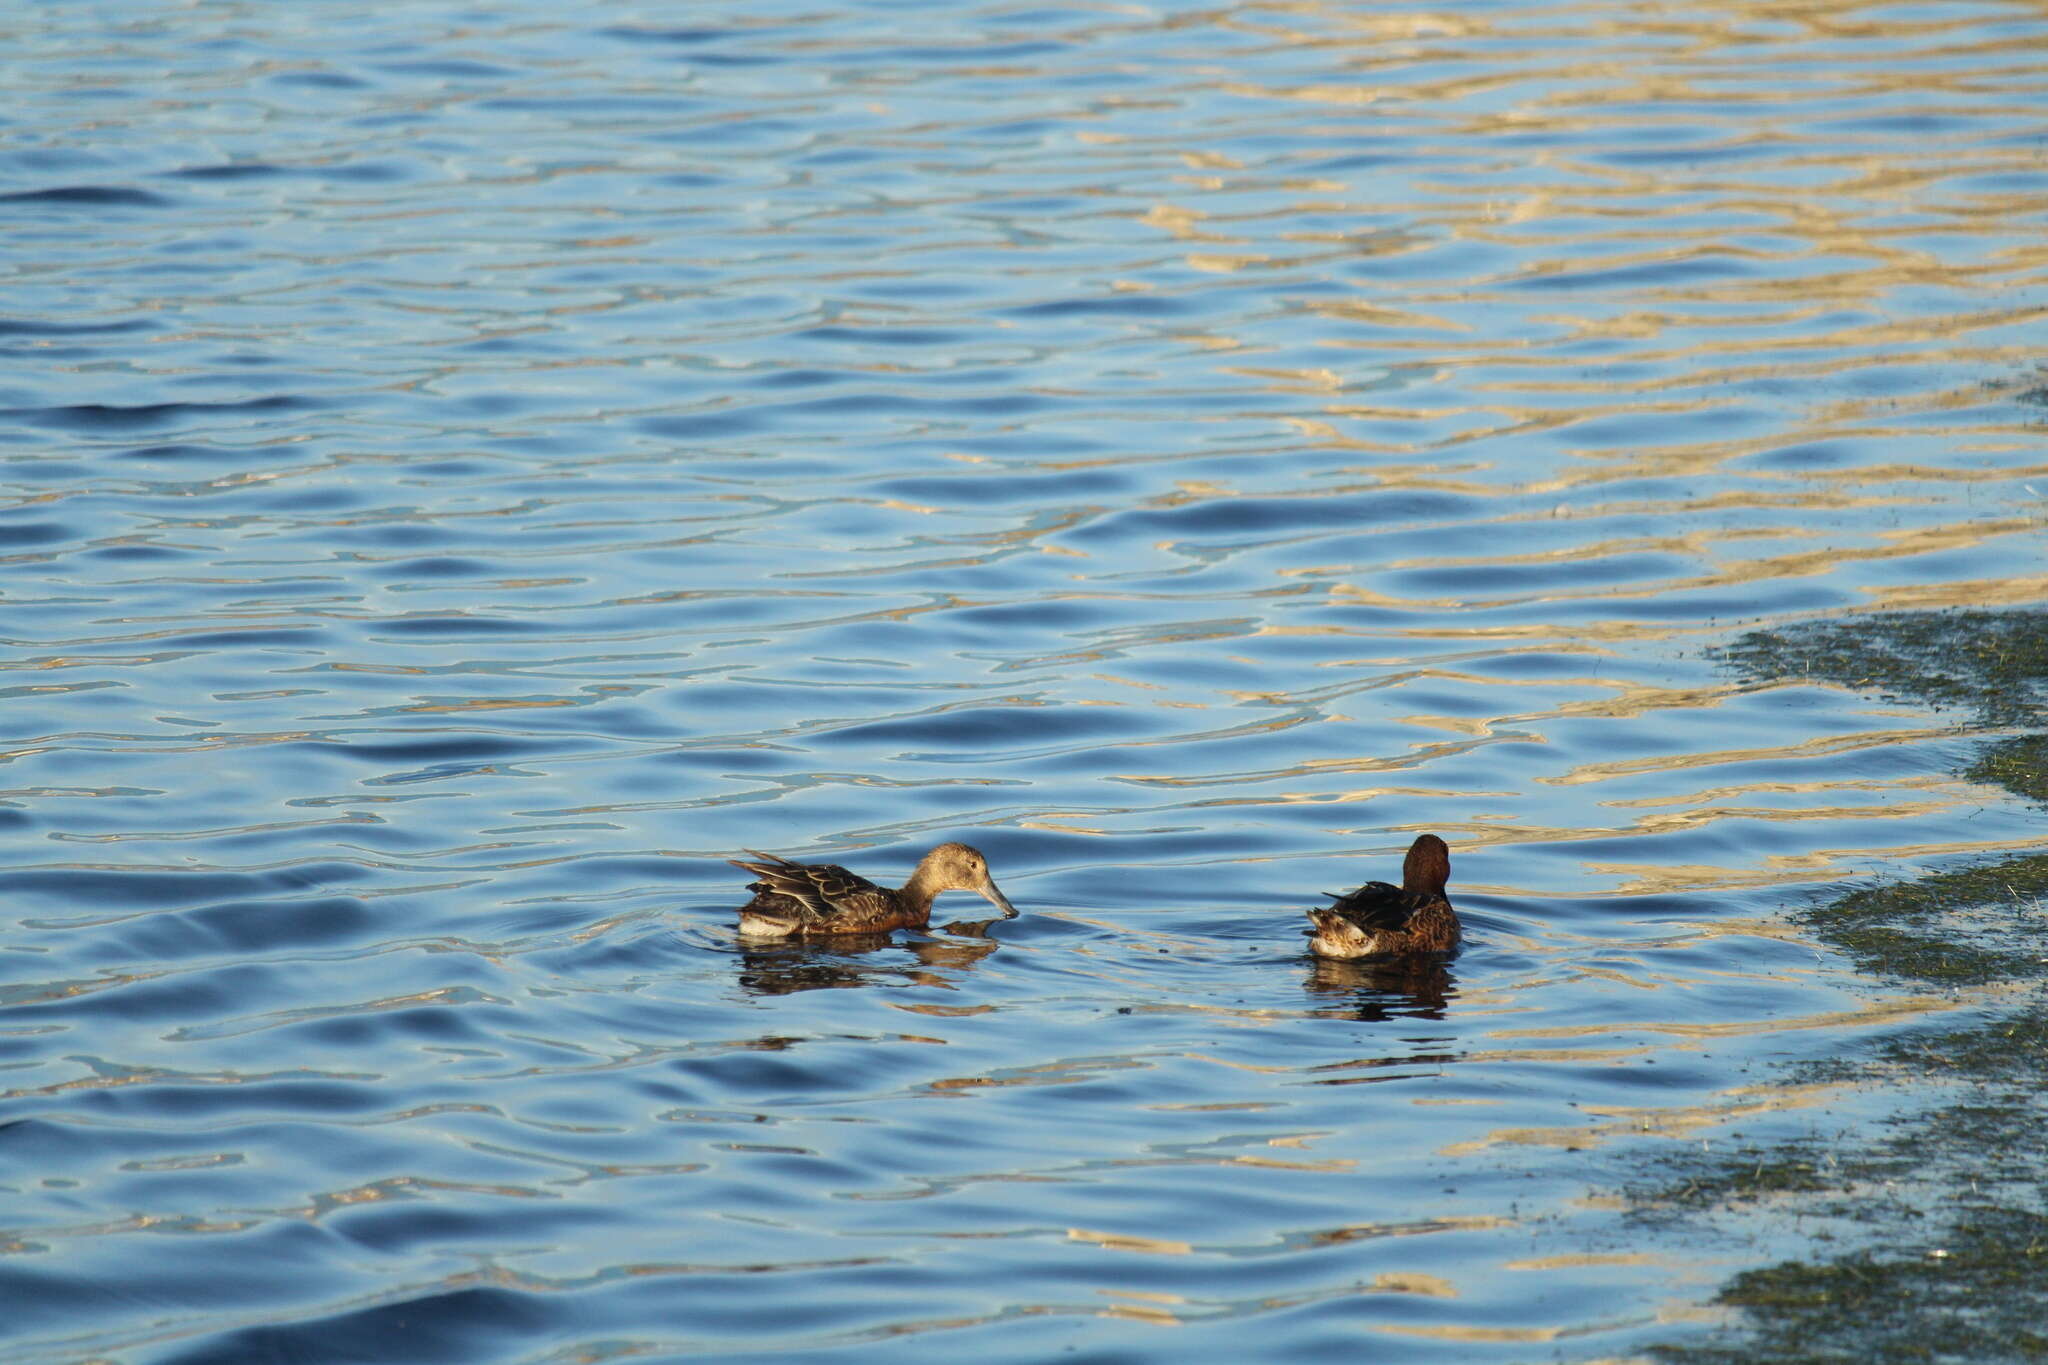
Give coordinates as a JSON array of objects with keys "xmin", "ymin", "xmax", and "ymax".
[
  {"xmin": 731, "ymin": 842, "xmax": 1016, "ymax": 939},
  {"xmin": 1305, "ymin": 834, "xmax": 1459, "ymax": 959}
]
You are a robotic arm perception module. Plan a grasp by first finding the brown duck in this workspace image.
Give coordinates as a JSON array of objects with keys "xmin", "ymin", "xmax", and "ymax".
[
  {"xmin": 732, "ymin": 842, "xmax": 1017, "ymax": 939},
  {"xmin": 1305, "ymin": 834, "xmax": 1459, "ymax": 960}
]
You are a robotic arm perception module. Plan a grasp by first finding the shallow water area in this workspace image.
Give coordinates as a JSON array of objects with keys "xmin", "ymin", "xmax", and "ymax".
[{"xmin": 3, "ymin": 0, "xmax": 2048, "ymax": 1360}]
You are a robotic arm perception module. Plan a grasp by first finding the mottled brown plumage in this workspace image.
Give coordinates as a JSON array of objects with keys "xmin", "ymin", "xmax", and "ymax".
[
  {"xmin": 1305, "ymin": 834, "xmax": 1459, "ymax": 960},
  {"xmin": 732, "ymin": 842, "xmax": 1016, "ymax": 938}
]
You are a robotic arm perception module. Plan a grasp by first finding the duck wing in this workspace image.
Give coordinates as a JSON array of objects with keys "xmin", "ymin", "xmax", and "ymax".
[
  {"xmin": 1323, "ymin": 880, "xmax": 1420, "ymax": 932},
  {"xmin": 731, "ymin": 850, "xmax": 892, "ymax": 924}
]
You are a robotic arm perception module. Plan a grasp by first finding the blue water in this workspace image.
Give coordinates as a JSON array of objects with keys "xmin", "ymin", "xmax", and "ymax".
[{"xmin": 4, "ymin": 1, "xmax": 2047, "ymax": 1359}]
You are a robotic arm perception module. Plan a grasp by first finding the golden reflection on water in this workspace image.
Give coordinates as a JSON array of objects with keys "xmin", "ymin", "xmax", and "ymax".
[
  {"xmin": 1868, "ymin": 571, "xmax": 2048, "ymax": 611},
  {"xmin": 1589, "ymin": 831, "xmax": 2048, "ymax": 894},
  {"xmin": 1094, "ymin": 1299, "xmax": 1185, "ymax": 1327},
  {"xmin": 1603, "ymin": 772, "xmax": 1959, "ymax": 809},
  {"xmin": 1505, "ymin": 1251, "xmax": 1681, "ymax": 1272},
  {"xmin": 1488, "ymin": 991, "xmax": 1959, "ymax": 1046},
  {"xmin": 1546, "ymin": 724, "xmax": 1959, "ymax": 787},
  {"xmin": 1438, "ymin": 1079, "xmax": 1865, "ymax": 1158},
  {"xmin": 1376, "ymin": 1323, "xmax": 1565, "ymax": 1344},
  {"xmin": 1370, "ymin": 1270, "xmax": 1460, "ymax": 1297},
  {"xmin": 1068, "ymin": 1228, "xmax": 1193, "ymax": 1256}
]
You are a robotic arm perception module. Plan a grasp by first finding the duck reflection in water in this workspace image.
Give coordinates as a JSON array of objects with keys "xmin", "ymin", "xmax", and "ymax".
[
  {"xmin": 1303, "ymin": 954, "xmax": 1455, "ymax": 1022},
  {"xmin": 737, "ymin": 927, "xmax": 1002, "ymax": 996}
]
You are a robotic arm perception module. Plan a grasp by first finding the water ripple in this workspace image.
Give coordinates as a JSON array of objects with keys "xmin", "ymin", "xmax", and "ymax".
[{"xmin": 1, "ymin": 0, "xmax": 2046, "ymax": 1360}]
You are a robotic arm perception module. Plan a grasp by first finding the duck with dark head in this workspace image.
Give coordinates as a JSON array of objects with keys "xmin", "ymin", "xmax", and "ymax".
[{"xmin": 1305, "ymin": 834, "xmax": 1459, "ymax": 960}]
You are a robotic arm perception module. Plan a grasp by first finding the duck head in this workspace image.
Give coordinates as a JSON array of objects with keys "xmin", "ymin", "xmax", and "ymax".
[
  {"xmin": 909, "ymin": 842, "xmax": 1017, "ymax": 917},
  {"xmin": 1403, "ymin": 834, "xmax": 1450, "ymax": 897}
]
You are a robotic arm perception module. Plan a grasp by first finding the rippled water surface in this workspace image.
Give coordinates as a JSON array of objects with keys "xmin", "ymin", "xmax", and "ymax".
[{"xmin": 5, "ymin": 1, "xmax": 2048, "ymax": 1359}]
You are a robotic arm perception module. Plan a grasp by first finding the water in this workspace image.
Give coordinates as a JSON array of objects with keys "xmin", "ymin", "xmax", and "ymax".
[{"xmin": 2, "ymin": 1, "xmax": 2046, "ymax": 1359}]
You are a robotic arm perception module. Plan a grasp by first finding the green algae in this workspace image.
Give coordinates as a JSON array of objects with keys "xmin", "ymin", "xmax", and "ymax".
[
  {"xmin": 1878, "ymin": 1014, "xmax": 2048, "ymax": 1083},
  {"xmin": 1725, "ymin": 612, "xmax": 2048, "ymax": 987},
  {"xmin": 1968, "ymin": 733, "xmax": 2048, "ymax": 808},
  {"xmin": 1624, "ymin": 1138, "xmax": 1868, "ymax": 1221},
  {"xmin": 1810, "ymin": 849, "xmax": 2048, "ymax": 986},
  {"xmin": 1642, "ymin": 608, "xmax": 2048, "ymax": 1363},
  {"xmin": 1720, "ymin": 610, "xmax": 2048, "ymax": 728},
  {"xmin": 1658, "ymin": 1209, "xmax": 2048, "ymax": 1365},
  {"xmin": 1717, "ymin": 611, "xmax": 2048, "ymax": 990}
]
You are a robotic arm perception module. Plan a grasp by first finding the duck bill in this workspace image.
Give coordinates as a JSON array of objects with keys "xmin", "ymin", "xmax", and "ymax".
[{"xmin": 978, "ymin": 879, "xmax": 1018, "ymax": 918}]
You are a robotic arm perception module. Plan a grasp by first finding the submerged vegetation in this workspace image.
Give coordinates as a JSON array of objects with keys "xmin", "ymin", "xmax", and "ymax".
[
  {"xmin": 1644, "ymin": 609, "xmax": 2048, "ymax": 1363},
  {"xmin": 1719, "ymin": 609, "xmax": 2048, "ymax": 727},
  {"xmin": 1663, "ymin": 1209, "xmax": 2048, "ymax": 1364}
]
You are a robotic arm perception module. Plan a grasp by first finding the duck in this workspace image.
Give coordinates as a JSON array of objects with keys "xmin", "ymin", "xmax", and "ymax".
[
  {"xmin": 731, "ymin": 842, "xmax": 1017, "ymax": 939},
  {"xmin": 1305, "ymin": 833, "xmax": 1459, "ymax": 959}
]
